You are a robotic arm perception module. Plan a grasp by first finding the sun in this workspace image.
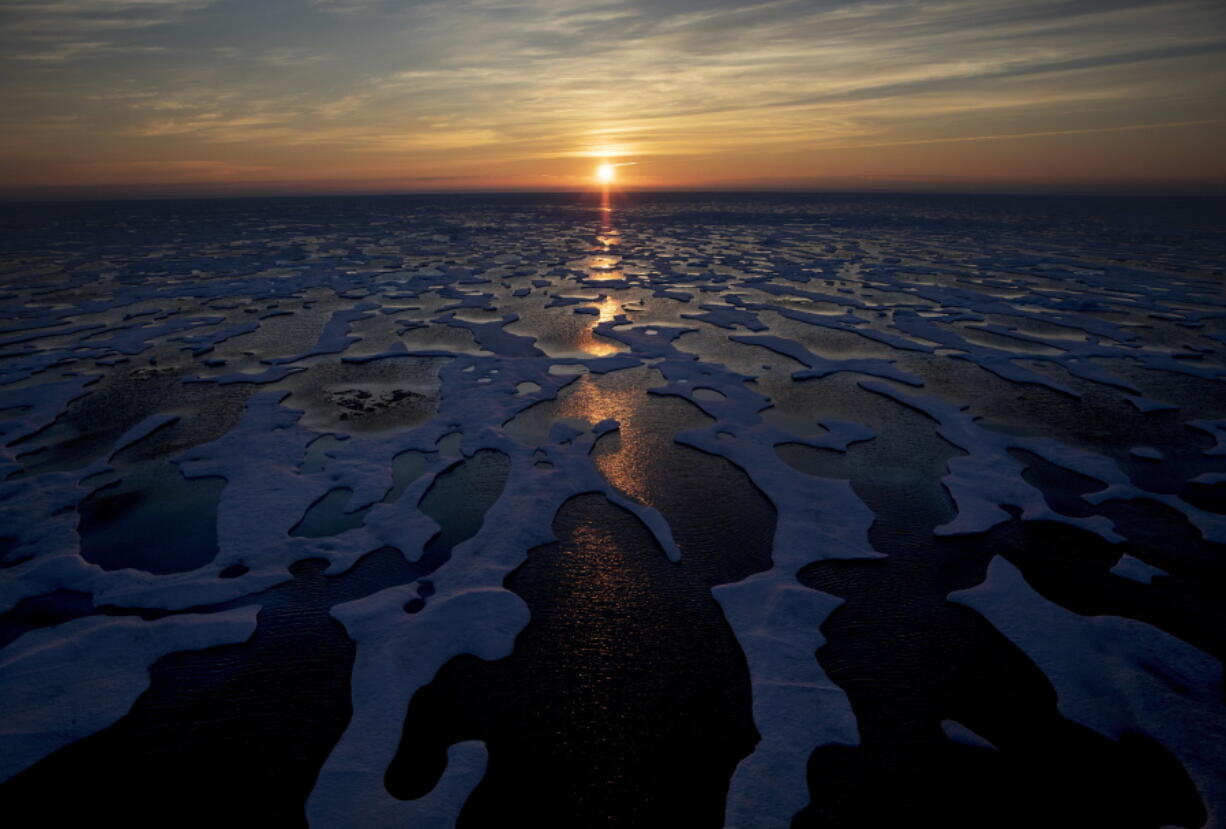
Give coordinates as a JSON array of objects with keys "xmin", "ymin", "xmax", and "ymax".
[{"xmin": 596, "ymin": 162, "xmax": 615, "ymax": 184}]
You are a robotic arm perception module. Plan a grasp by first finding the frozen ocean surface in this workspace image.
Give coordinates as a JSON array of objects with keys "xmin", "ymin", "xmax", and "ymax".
[{"xmin": 0, "ymin": 192, "xmax": 1223, "ymax": 828}]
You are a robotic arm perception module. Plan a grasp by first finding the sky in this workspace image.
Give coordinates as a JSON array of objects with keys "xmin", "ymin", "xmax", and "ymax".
[{"xmin": 1, "ymin": 0, "xmax": 1224, "ymax": 197}]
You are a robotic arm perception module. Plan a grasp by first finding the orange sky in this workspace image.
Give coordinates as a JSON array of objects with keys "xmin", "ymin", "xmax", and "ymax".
[{"xmin": 2, "ymin": 0, "xmax": 1224, "ymax": 197}]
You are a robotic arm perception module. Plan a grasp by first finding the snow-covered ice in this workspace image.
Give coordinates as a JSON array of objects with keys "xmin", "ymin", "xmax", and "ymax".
[{"xmin": 0, "ymin": 193, "xmax": 1223, "ymax": 827}]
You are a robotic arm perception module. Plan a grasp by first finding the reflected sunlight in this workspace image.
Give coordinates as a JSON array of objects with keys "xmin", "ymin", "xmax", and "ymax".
[
  {"xmin": 577, "ymin": 321, "xmax": 622, "ymax": 357},
  {"xmin": 596, "ymin": 295, "xmax": 620, "ymax": 323},
  {"xmin": 557, "ymin": 369, "xmax": 663, "ymax": 507}
]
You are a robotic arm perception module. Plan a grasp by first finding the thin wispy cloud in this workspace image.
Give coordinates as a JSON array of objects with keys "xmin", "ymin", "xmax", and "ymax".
[{"xmin": 1, "ymin": 0, "xmax": 1222, "ymax": 194}]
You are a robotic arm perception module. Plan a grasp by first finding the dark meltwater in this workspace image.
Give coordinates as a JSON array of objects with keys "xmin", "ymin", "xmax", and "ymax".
[{"xmin": 1, "ymin": 193, "xmax": 1223, "ymax": 828}]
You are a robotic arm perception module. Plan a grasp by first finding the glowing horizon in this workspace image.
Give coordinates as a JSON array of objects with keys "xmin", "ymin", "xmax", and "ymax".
[{"xmin": 1, "ymin": 0, "xmax": 1224, "ymax": 199}]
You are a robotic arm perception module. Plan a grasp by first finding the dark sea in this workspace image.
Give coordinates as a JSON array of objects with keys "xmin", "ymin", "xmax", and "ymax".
[{"xmin": 1, "ymin": 192, "xmax": 1224, "ymax": 828}]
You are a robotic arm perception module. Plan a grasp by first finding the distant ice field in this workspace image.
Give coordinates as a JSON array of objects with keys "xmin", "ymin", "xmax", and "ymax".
[{"xmin": 0, "ymin": 192, "xmax": 1224, "ymax": 828}]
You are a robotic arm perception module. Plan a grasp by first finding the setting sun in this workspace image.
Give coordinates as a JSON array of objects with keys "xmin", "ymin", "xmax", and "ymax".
[{"xmin": 596, "ymin": 163, "xmax": 615, "ymax": 184}]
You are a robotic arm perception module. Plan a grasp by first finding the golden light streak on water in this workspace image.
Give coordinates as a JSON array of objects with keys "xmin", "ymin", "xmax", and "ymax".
[{"xmin": 556, "ymin": 368, "xmax": 667, "ymax": 507}]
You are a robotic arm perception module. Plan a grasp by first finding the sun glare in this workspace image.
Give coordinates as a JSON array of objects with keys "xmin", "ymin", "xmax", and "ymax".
[{"xmin": 596, "ymin": 163, "xmax": 615, "ymax": 184}]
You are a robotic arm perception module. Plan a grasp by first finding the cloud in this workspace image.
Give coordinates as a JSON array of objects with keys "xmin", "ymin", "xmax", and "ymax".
[
  {"xmin": 2, "ymin": 0, "xmax": 1224, "ymax": 191},
  {"xmin": 7, "ymin": 40, "xmax": 169, "ymax": 62}
]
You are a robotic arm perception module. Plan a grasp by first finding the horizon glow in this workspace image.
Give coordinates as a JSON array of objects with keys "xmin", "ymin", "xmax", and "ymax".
[{"xmin": 1, "ymin": 0, "xmax": 1224, "ymax": 198}]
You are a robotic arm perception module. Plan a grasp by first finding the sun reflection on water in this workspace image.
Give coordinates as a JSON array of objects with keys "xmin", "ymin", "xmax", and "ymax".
[
  {"xmin": 573, "ymin": 294, "xmax": 623, "ymax": 357},
  {"xmin": 555, "ymin": 368, "xmax": 670, "ymax": 507},
  {"xmin": 573, "ymin": 195, "xmax": 626, "ymax": 355},
  {"xmin": 583, "ymin": 254, "xmax": 623, "ymax": 282},
  {"xmin": 595, "ymin": 296, "xmax": 619, "ymax": 323},
  {"xmin": 576, "ymin": 328, "xmax": 621, "ymax": 357}
]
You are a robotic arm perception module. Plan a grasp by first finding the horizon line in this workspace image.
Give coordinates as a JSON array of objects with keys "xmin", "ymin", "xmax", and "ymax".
[{"xmin": 4, "ymin": 182, "xmax": 1226, "ymax": 205}]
